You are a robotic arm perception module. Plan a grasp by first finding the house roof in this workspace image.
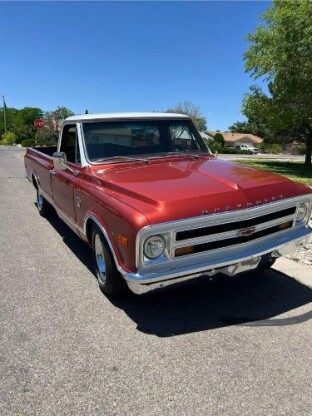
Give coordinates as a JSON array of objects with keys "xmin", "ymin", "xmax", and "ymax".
[
  {"xmin": 207, "ymin": 131, "xmax": 263, "ymax": 144},
  {"xmin": 200, "ymin": 132, "xmax": 214, "ymax": 140}
]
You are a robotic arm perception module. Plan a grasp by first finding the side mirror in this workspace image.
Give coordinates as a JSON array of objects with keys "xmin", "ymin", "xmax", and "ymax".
[
  {"xmin": 53, "ymin": 152, "xmax": 67, "ymax": 171},
  {"xmin": 52, "ymin": 152, "xmax": 79, "ymax": 176}
]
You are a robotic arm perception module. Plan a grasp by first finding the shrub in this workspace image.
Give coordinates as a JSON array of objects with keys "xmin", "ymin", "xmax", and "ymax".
[
  {"xmin": 266, "ymin": 144, "xmax": 282, "ymax": 154},
  {"xmin": 213, "ymin": 133, "xmax": 225, "ymax": 147},
  {"xmin": 292, "ymin": 144, "xmax": 306, "ymax": 155},
  {"xmin": 222, "ymin": 147, "xmax": 252, "ymax": 155},
  {"xmin": 1, "ymin": 131, "xmax": 17, "ymax": 145},
  {"xmin": 208, "ymin": 141, "xmax": 223, "ymax": 153},
  {"xmin": 35, "ymin": 130, "xmax": 58, "ymax": 143},
  {"xmin": 258, "ymin": 143, "xmax": 267, "ymax": 153},
  {"xmin": 35, "ymin": 140, "xmax": 57, "ymax": 147},
  {"xmin": 21, "ymin": 139, "xmax": 35, "ymax": 147},
  {"xmin": 205, "ymin": 142, "xmax": 253, "ymax": 155}
]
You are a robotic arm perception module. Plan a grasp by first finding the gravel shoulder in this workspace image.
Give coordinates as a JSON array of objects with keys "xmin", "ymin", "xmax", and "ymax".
[{"xmin": 286, "ymin": 218, "xmax": 312, "ymax": 266}]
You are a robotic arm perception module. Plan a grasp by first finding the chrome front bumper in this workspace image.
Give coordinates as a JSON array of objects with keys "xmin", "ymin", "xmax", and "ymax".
[{"xmin": 122, "ymin": 226, "xmax": 311, "ymax": 294}]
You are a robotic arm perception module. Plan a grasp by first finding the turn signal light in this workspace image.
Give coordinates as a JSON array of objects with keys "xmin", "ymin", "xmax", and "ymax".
[
  {"xmin": 175, "ymin": 246, "xmax": 194, "ymax": 257},
  {"xmin": 279, "ymin": 221, "xmax": 292, "ymax": 231},
  {"xmin": 117, "ymin": 234, "xmax": 128, "ymax": 248}
]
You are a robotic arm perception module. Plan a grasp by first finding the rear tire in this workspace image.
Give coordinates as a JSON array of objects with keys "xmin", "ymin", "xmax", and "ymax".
[
  {"xmin": 91, "ymin": 224, "xmax": 127, "ymax": 297},
  {"xmin": 36, "ymin": 187, "xmax": 53, "ymax": 217}
]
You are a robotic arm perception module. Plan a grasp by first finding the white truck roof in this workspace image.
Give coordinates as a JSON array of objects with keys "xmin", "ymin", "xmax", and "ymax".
[{"xmin": 65, "ymin": 112, "xmax": 190, "ymax": 122}]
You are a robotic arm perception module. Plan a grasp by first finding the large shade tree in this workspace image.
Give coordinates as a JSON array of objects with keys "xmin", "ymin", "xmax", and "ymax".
[
  {"xmin": 166, "ymin": 101, "xmax": 207, "ymax": 132},
  {"xmin": 244, "ymin": 0, "xmax": 312, "ymax": 165}
]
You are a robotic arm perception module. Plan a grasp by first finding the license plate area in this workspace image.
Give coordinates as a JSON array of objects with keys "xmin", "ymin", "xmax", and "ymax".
[{"xmin": 224, "ymin": 257, "xmax": 261, "ymax": 276}]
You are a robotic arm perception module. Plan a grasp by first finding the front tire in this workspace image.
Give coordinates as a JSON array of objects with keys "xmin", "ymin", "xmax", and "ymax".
[
  {"xmin": 91, "ymin": 225, "xmax": 127, "ymax": 296},
  {"xmin": 255, "ymin": 257, "xmax": 276, "ymax": 272}
]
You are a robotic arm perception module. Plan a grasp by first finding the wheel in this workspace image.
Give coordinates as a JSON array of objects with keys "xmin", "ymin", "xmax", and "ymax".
[
  {"xmin": 91, "ymin": 224, "xmax": 127, "ymax": 296},
  {"xmin": 36, "ymin": 187, "xmax": 53, "ymax": 217},
  {"xmin": 255, "ymin": 257, "xmax": 276, "ymax": 272}
]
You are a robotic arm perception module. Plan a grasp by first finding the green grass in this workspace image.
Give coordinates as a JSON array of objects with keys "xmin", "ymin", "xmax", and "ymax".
[{"xmin": 233, "ymin": 160, "xmax": 312, "ymax": 186}]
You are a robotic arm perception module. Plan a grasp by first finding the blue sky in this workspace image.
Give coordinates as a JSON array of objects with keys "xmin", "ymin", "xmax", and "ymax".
[{"xmin": 0, "ymin": 1, "xmax": 270, "ymax": 131}]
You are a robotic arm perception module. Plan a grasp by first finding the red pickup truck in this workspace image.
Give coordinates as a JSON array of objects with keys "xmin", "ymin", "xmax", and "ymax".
[{"xmin": 24, "ymin": 113, "xmax": 312, "ymax": 296}]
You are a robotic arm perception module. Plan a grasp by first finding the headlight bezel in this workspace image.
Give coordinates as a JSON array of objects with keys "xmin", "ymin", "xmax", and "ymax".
[
  {"xmin": 143, "ymin": 235, "xmax": 166, "ymax": 260},
  {"xmin": 295, "ymin": 202, "xmax": 309, "ymax": 223}
]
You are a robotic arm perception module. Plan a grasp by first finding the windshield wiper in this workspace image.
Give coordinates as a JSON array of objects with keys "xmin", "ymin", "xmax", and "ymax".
[
  {"xmin": 93, "ymin": 156, "xmax": 149, "ymax": 164},
  {"xmin": 149, "ymin": 151, "xmax": 202, "ymax": 160}
]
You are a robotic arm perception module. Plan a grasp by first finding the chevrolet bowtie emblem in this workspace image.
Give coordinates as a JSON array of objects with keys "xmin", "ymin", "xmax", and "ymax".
[{"xmin": 239, "ymin": 226, "xmax": 256, "ymax": 237}]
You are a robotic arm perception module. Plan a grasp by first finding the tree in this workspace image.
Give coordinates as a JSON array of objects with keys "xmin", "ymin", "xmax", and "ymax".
[
  {"xmin": 51, "ymin": 106, "xmax": 74, "ymax": 120},
  {"xmin": 228, "ymin": 121, "xmax": 250, "ymax": 133},
  {"xmin": 0, "ymin": 105, "xmax": 74, "ymax": 144},
  {"xmin": 0, "ymin": 106, "xmax": 43, "ymax": 143},
  {"xmin": 244, "ymin": 0, "xmax": 312, "ymax": 165},
  {"xmin": 166, "ymin": 101, "xmax": 207, "ymax": 132},
  {"xmin": 213, "ymin": 132, "xmax": 225, "ymax": 148},
  {"xmin": 228, "ymin": 119, "xmax": 275, "ymax": 142}
]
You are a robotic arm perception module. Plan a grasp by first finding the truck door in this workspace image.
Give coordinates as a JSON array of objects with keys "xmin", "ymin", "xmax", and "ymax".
[{"xmin": 51, "ymin": 124, "xmax": 81, "ymax": 223}]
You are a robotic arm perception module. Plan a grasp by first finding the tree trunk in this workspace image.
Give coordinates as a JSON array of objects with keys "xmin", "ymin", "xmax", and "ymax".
[{"xmin": 305, "ymin": 130, "xmax": 312, "ymax": 166}]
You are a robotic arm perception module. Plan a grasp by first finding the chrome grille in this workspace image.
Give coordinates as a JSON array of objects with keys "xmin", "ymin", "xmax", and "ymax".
[
  {"xmin": 176, "ymin": 207, "xmax": 296, "ymax": 241},
  {"xmin": 173, "ymin": 206, "xmax": 297, "ymax": 258}
]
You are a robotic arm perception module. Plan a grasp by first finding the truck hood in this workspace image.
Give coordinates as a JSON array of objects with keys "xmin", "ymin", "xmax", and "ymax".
[{"xmin": 93, "ymin": 156, "xmax": 311, "ymax": 224}]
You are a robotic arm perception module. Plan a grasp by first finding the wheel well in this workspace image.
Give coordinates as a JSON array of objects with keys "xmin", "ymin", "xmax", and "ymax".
[
  {"xmin": 86, "ymin": 218, "xmax": 117, "ymax": 262},
  {"xmin": 32, "ymin": 174, "xmax": 38, "ymax": 189},
  {"xmin": 85, "ymin": 218, "xmax": 95, "ymax": 245},
  {"xmin": 86, "ymin": 218, "xmax": 110, "ymax": 247}
]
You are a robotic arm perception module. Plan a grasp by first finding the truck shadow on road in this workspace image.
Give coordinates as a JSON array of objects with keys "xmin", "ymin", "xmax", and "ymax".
[
  {"xmin": 47, "ymin": 214, "xmax": 312, "ymax": 337},
  {"xmin": 111, "ymin": 273, "xmax": 312, "ymax": 337}
]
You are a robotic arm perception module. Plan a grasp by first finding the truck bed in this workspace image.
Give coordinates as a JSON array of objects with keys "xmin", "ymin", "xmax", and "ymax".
[{"xmin": 31, "ymin": 146, "xmax": 57, "ymax": 156}]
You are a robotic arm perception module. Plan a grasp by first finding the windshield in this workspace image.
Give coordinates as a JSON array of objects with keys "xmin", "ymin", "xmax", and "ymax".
[{"xmin": 82, "ymin": 119, "xmax": 208, "ymax": 162}]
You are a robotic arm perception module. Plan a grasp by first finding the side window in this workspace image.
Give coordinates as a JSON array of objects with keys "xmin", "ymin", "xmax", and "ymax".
[{"xmin": 60, "ymin": 125, "xmax": 81, "ymax": 164}]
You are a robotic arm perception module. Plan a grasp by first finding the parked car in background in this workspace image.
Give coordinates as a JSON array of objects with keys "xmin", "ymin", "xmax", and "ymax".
[{"xmin": 236, "ymin": 144, "xmax": 259, "ymax": 154}]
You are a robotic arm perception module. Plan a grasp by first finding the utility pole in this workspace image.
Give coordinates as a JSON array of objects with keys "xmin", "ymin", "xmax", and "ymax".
[{"xmin": 3, "ymin": 95, "xmax": 7, "ymax": 134}]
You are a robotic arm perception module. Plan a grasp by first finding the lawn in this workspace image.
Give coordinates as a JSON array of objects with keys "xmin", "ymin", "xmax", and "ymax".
[{"xmin": 233, "ymin": 159, "xmax": 312, "ymax": 186}]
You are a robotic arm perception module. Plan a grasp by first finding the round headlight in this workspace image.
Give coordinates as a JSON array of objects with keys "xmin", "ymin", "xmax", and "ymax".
[
  {"xmin": 296, "ymin": 203, "xmax": 308, "ymax": 222},
  {"xmin": 143, "ymin": 235, "xmax": 165, "ymax": 259}
]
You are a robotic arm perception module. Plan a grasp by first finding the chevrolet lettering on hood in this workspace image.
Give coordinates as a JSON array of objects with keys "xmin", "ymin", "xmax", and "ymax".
[
  {"xmin": 202, "ymin": 195, "xmax": 284, "ymax": 215},
  {"xmin": 24, "ymin": 112, "xmax": 312, "ymax": 296}
]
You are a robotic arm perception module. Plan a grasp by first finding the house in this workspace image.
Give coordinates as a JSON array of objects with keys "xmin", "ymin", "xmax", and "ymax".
[
  {"xmin": 207, "ymin": 131, "xmax": 263, "ymax": 148},
  {"xmin": 200, "ymin": 132, "xmax": 214, "ymax": 141}
]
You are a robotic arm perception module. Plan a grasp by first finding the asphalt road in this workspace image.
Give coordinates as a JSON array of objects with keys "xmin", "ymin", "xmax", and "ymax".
[{"xmin": 1, "ymin": 146, "xmax": 312, "ymax": 416}]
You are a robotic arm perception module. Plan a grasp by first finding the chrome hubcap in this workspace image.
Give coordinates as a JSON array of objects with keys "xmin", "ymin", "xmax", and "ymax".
[
  {"xmin": 95, "ymin": 234, "xmax": 107, "ymax": 284},
  {"xmin": 37, "ymin": 189, "xmax": 43, "ymax": 209}
]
